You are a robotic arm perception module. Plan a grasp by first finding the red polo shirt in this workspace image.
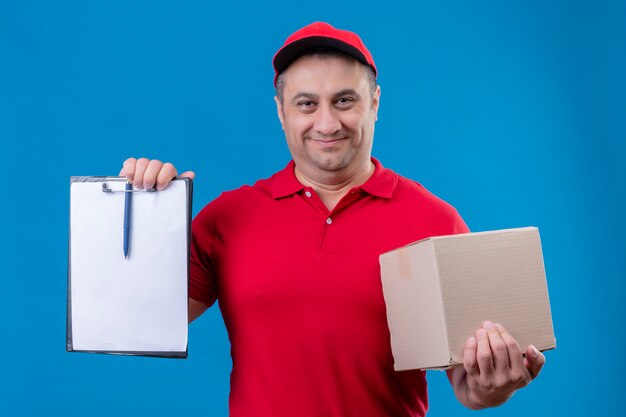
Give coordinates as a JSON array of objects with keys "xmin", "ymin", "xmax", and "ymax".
[{"xmin": 189, "ymin": 158, "xmax": 468, "ymax": 417}]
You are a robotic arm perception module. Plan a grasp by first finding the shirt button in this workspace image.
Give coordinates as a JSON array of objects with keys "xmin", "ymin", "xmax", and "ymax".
[
  {"xmin": 305, "ymin": 191, "xmax": 312, "ymax": 198},
  {"xmin": 326, "ymin": 217, "xmax": 332, "ymax": 225}
]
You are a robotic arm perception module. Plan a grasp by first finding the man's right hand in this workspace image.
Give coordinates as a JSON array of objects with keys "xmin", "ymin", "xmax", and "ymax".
[{"xmin": 119, "ymin": 157, "xmax": 195, "ymax": 191}]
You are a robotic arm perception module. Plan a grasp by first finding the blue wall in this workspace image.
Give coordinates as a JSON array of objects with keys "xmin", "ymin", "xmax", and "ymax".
[{"xmin": 1, "ymin": 1, "xmax": 624, "ymax": 415}]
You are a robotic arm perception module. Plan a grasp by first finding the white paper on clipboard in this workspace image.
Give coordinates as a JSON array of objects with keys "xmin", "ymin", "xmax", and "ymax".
[{"xmin": 67, "ymin": 176, "xmax": 191, "ymax": 358}]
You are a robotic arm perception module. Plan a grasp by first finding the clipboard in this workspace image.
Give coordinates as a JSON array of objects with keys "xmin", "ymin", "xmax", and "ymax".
[{"xmin": 67, "ymin": 176, "xmax": 192, "ymax": 358}]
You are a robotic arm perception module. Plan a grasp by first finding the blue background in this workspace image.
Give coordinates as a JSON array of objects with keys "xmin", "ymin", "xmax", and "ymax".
[{"xmin": 1, "ymin": 1, "xmax": 624, "ymax": 415}]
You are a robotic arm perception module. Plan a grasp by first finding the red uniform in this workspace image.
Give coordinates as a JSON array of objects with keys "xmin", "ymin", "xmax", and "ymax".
[{"xmin": 190, "ymin": 158, "xmax": 468, "ymax": 417}]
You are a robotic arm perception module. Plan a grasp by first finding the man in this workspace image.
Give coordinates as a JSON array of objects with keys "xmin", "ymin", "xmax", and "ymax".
[{"xmin": 120, "ymin": 22, "xmax": 545, "ymax": 417}]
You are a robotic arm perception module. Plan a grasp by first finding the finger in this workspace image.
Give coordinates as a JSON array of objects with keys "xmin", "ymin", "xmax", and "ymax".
[
  {"xmin": 483, "ymin": 321, "xmax": 509, "ymax": 371},
  {"xmin": 180, "ymin": 170, "xmax": 196, "ymax": 180},
  {"xmin": 133, "ymin": 158, "xmax": 150, "ymax": 189},
  {"xmin": 155, "ymin": 162, "xmax": 178, "ymax": 191},
  {"xmin": 463, "ymin": 336, "xmax": 480, "ymax": 379},
  {"xmin": 121, "ymin": 158, "xmax": 137, "ymax": 182},
  {"xmin": 142, "ymin": 159, "xmax": 164, "ymax": 190},
  {"xmin": 524, "ymin": 345, "xmax": 545, "ymax": 380},
  {"xmin": 475, "ymin": 328, "xmax": 495, "ymax": 377},
  {"xmin": 495, "ymin": 323, "xmax": 524, "ymax": 374}
]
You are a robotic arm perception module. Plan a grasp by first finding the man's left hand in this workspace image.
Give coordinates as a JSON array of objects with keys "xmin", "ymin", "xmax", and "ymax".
[{"xmin": 448, "ymin": 321, "xmax": 546, "ymax": 409}]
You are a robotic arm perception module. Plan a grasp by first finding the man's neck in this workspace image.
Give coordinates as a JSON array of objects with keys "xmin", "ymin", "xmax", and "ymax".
[{"xmin": 294, "ymin": 160, "xmax": 375, "ymax": 211}]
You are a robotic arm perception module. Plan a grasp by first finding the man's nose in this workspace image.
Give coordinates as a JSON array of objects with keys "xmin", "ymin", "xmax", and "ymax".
[{"xmin": 313, "ymin": 105, "xmax": 341, "ymax": 136}]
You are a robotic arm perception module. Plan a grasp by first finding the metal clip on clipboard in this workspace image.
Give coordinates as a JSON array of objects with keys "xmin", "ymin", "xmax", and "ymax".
[{"xmin": 101, "ymin": 182, "xmax": 158, "ymax": 193}]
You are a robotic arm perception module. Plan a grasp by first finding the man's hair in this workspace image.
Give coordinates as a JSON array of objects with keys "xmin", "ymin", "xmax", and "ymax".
[{"xmin": 275, "ymin": 47, "xmax": 377, "ymax": 105}]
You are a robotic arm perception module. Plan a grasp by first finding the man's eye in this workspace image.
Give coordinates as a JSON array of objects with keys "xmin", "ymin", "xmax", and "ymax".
[
  {"xmin": 337, "ymin": 97, "xmax": 354, "ymax": 105},
  {"xmin": 298, "ymin": 100, "xmax": 314, "ymax": 107}
]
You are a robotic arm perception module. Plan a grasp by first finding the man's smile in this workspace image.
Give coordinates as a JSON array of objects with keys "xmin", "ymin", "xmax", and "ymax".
[{"xmin": 308, "ymin": 137, "xmax": 348, "ymax": 147}]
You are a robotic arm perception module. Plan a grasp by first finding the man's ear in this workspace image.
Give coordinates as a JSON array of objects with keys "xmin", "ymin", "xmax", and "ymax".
[
  {"xmin": 372, "ymin": 85, "xmax": 381, "ymax": 121},
  {"xmin": 274, "ymin": 96, "xmax": 285, "ymax": 130}
]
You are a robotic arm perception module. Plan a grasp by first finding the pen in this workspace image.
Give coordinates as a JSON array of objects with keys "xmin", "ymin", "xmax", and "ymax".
[{"xmin": 123, "ymin": 181, "xmax": 132, "ymax": 259}]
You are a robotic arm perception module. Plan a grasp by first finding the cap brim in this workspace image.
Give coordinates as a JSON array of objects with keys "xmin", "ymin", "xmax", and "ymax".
[{"xmin": 273, "ymin": 36, "xmax": 371, "ymax": 75}]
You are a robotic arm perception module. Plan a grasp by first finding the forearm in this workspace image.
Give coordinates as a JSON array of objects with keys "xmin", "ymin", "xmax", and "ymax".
[{"xmin": 188, "ymin": 298, "xmax": 209, "ymax": 323}]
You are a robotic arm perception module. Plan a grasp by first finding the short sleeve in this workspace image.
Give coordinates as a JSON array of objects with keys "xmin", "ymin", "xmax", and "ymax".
[{"xmin": 451, "ymin": 208, "xmax": 470, "ymax": 234}]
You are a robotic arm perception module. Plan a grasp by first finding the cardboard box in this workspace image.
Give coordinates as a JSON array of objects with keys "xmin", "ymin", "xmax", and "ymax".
[{"xmin": 380, "ymin": 227, "xmax": 556, "ymax": 371}]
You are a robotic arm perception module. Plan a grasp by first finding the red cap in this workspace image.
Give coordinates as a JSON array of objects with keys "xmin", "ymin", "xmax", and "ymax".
[{"xmin": 272, "ymin": 22, "xmax": 377, "ymax": 86}]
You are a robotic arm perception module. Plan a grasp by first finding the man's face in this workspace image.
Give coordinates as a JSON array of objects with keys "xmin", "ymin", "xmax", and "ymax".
[{"xmin": 275, "ymin": 55, "xmax": 380, "ymax": 181}]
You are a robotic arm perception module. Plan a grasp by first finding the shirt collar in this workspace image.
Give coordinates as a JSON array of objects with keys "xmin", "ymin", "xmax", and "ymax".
[
  {"xmin": 360, "ymin": 157, "xmax": 398, "ymax": 199},
  {"xmin": 271, "ymin": 160, "xmax": 304, "ymax": 199},
  {"xmin": 270, "ymin": 157, "xmax": 397, "ymax": 200}
]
